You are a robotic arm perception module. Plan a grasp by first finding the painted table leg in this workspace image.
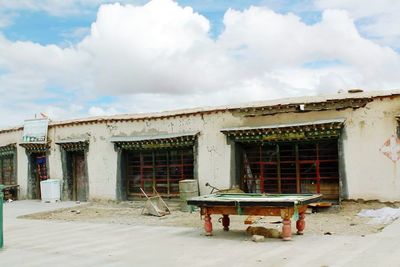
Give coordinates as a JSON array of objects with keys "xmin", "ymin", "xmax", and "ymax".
[
  {"xmin": 204, "ymin": 214, "xmax": 213, "ymax": 236},
  {"xmin": 282, "ymin": 218, "xmax": 292, "ymax": 241},
  {"xmin": 222, "ymin": 215, "xmax": 230, "ymax": 231},
  {"xmin": 296, "ymin": 212, "xmax": 305, "ymax": 235}
]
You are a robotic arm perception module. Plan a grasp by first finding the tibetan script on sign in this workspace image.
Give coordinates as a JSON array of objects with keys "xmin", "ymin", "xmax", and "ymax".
[{"xmin": 22, "ymin": 118, "xmax": 49, "ymax": 143}]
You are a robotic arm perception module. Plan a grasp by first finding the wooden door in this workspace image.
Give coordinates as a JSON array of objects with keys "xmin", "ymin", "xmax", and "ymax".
[
  {"xmin": 73, "ymin": 151, "xmax": 87, "ymax": 201},
  {"xmin": 32, "ymin": 154, "xmax": 47, "ymax": 199}
]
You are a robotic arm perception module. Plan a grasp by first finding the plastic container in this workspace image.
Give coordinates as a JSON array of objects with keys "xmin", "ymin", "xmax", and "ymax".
[
  {"xmin": 40, "ymin": 179, "xmax": 61, "ymax": 203},
  {"xmin": 179, "ymin": 179, "xmax": 199, "ymax": 212}
]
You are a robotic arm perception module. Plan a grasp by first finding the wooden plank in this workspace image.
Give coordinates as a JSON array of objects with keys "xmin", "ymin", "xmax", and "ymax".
[{"xmin": 200, "ymin": 206, "xmax": 308, "ymax": 217}]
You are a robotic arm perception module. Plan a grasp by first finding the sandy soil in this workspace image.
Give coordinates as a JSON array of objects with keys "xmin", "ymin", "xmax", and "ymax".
[{"xmin": 19, "ymin": 200, "xmax": 400, "ymax": 237}]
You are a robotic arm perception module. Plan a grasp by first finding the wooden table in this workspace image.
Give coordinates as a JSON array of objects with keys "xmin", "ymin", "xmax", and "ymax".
[{"xmin": 187, "ymin": 193, "xmax": 322, "ymax": 241}]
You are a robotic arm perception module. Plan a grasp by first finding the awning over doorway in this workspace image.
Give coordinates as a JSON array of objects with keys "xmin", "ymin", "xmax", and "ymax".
[
  {"xmin": 19, "ymin": 142, "xmax": 50, "ymax": 152},
  {"xmin": 110, "ymin": 132, "xmax": 199, "ymax": 150},
  {"xmin": 221, "ymin": 119, "xmax": 345, "ymax": 142},
  {"xmin": 56, "ymin": 138, "xmax": 89, "ymax": 151},
  {"xmin": 0, "ymin": 143, "xmax": 16, "ymax": 156}
]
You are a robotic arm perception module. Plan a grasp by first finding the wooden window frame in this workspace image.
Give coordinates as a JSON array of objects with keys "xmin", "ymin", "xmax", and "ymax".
[
  {"xmin": 0, "ymin": 154, "xmax": 15, "ymax": 185},
  {"xmin": 126, "ymin": 148, "xmax": 194, "ymax": 198},
  {"xmin": 241, "ymin": 139, "xmax": 339, "ymax": 201}
]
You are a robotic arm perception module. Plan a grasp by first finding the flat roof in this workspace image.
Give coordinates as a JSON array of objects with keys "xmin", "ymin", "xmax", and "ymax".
[{"xmin": 1, "ymin": 89, "xmax": 399, "ymax": 133}]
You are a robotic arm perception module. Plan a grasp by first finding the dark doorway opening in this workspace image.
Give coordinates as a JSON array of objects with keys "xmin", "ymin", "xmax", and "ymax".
[
  {"xmin": 28, "ymin": 153, "xmax": 48, "ymax": 199},
  {"xmin": 64, "ymin": 150, "xmax": 88, "ymax": 201}
]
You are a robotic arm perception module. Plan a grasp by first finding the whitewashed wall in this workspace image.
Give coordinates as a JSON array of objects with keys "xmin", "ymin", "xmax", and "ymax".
[{"xmin": 1, "ymin": 95, "xmax": 399, "ymax": 201}]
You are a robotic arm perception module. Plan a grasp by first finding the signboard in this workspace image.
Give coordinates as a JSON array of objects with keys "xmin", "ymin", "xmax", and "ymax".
[
  {"xmin": 380, "ymin": 135, "xmax": 400, "ymax": 162},
  {"xmin": 22, "ymin": 118, "xmax": 49, "ymax": 143}
]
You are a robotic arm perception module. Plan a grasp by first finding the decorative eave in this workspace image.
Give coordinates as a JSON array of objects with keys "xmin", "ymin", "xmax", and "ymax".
[
  {"xmin": 0, "ymin": 143, "xmax": 16, "ymax": 156},
  {"xmin": 19, "ymin": 142, "xmax": 50, "ymax": 152},
  {"xmin": 110, "ymin": 132, "xmax": 199, "ymax": 150},
  {"xmin": 56, "ymin": 138, "xmax": 89, "ymax": 151},
  {"xmin": 221, "ymin": 119, "xmax": 345, "ymax": 143}
]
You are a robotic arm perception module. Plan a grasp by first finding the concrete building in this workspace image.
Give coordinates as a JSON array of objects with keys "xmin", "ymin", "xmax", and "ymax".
[{"xmin": 0, "ymin": 90, "xmax": 399, "ymax": 202}]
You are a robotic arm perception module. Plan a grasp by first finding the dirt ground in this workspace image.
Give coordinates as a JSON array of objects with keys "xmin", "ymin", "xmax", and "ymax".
[{"xmin": 19, "ymin": 200, "xmax": 400, "ymax": 237}]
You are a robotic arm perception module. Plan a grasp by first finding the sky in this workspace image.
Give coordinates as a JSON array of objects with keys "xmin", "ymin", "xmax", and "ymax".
[{"xmin": 0, "ymin": 0, "xmax": 400, "ymax": 128}]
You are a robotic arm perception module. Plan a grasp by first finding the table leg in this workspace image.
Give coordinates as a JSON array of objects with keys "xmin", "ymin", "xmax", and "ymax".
[
  {"xmin": 204, "ymin": 214, "xmax": 213, "ymax": 236},
  {"xmin": 222, "ymin": 215, "xmax": 230, "ymax": 231},
  {"xmin": 281, "ymin": 218, "xmax": 292, "ymax": 241},
  {"xmin": 296, "ymin": 212, "xmax": 305, "ymax": 235}
]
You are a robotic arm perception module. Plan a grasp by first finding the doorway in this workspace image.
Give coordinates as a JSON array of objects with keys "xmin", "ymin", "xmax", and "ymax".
[
  {"xmin": 240, "ymin": 139, "xmax": 340, "ymax": 201},
  {"xmin": 28, "ymin": 153, "xmax": 48, "ymax": 199},
  {"xmin": 64, "ymin": 150, "xmax": 88, "ymax": 201},
  {"xmin": 123, "ymin": 148, "xmax": 194, "ymax": 199}
]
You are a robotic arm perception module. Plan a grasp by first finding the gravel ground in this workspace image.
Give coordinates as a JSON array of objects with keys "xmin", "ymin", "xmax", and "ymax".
[{"xmin": 19, "ymin": 199, "xmax": 400, "ymax": 237}]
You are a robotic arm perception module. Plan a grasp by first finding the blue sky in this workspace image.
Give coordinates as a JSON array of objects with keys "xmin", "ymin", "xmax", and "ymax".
[
  {"xmin": 3, "ymin": 10, "xmax": 95, "ymax": 44},
  {"xmin": 2, "ymin": 0, "xmax": 321, "ymax": 45},
  {"xmin": 0, "ymin": 0, "xmax": 399, "ymax": 127}
]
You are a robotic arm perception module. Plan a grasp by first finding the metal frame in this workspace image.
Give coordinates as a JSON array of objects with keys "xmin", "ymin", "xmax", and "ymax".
[
  {"xmin": 126, "ymin": 148, "xmax": 194, "ymax": 197},
  {"xmin": 241, "ymin": 139, "xmax": 339, "ymax": 201}
]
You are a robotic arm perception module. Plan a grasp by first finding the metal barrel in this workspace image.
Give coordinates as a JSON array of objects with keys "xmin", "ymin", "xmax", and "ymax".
[
  {"xmin": 179, "ymin": 179, "xmax": 199, "ymax": 212},
  {"xmin": 0, "ymin": 184, "xmax": 4, "ymax": 248}
]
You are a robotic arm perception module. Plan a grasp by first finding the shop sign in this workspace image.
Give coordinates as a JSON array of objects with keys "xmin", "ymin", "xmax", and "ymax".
[{"xmin": 22, "ymin": 118, "xmax": 49, "ymax": 143}]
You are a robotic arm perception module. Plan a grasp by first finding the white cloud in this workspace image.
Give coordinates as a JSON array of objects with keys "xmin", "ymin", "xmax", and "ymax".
[
  {"xmin": 315, "ymin": 0, "xmax": 400, "ymax": 49},
  {"xmin": 218, "ymin": 7, "xmax": 400, "ymax": 92},
  {"xmin": 0, "ymin": 34, "xmax": 91, "ymax": 90},
  {"xmin": 0, "ymin": 11, "xmax": 15, "ymax": 28},
  {"xmin": 1, "ymin": 0, "xmax": 400, "ymax": 127},
  {"xmin": 78, "ymin": 1, "xmax": 238, "ymax": 95},
  {"xmin": 220, "ymin": 8, "xmax": 398, "ymax": 68},
  {"xmin": 88, "ymin": 106, "xmax": 119, "ymax": 116},
  {"xmin": 61, "ymin": 27, "xmax": 91, "ymax": 43}
]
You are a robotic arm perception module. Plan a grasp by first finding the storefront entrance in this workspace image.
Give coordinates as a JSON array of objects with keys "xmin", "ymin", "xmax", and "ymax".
[
  {"xmin": 29, "ymin": 153, "xmax": 48, "ymax": 199},
  {"xmin": 57, "ymin": 140, "xmax": 89, "ymax": 202},
  {"xmin": 222, "ymin": 119, "xmax": 345, "ymax": 202},
  {"xmin": 111, "ymin": 132, "xmax": 198, "ymax": 200},
  {"xmin": 124, "ymin": 148, "xmax": 194, "ymax": 198},
  {"xmin": 64, "ymin": 150, "xmax": 88, "ymax": 201},
  {"xmin": 240, "ymin": 139, "xmax": 339, "ymax": 201}
]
